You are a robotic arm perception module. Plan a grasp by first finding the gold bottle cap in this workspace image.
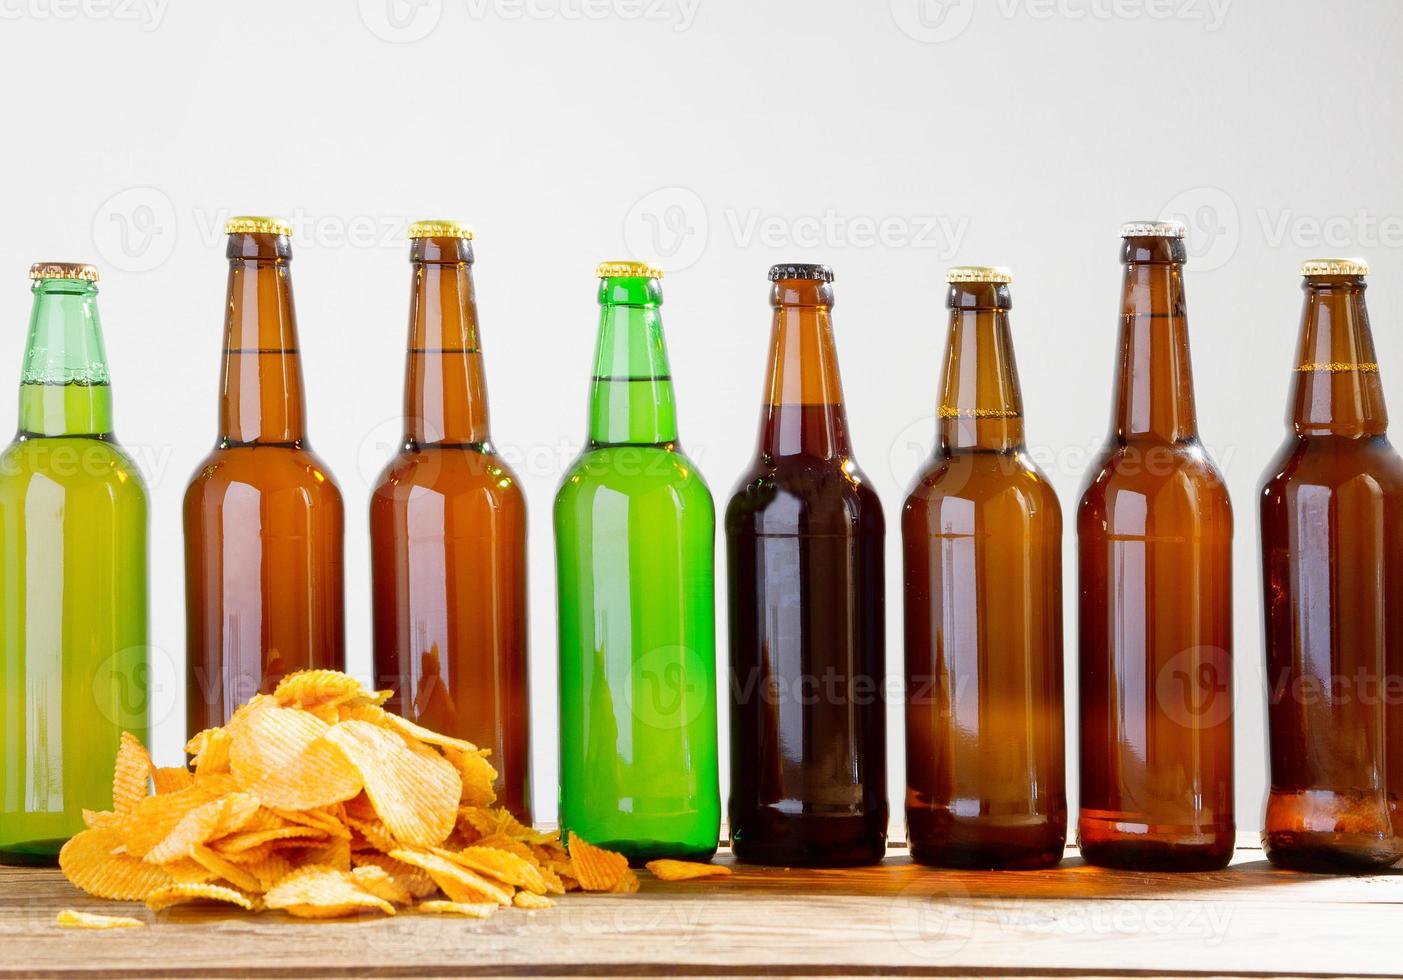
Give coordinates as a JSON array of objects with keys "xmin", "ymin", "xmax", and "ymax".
[
  {"xmin": 29, "ymin": 262, "xmax": 99, "ymax": 283},
  {"xmin": 596, "ymin": 260, "xmax": 663, "ymax": 280},
  {"xmin": 1301, "ymin": 257, "xmax": 1368, "ymax": 277},
  {"xmin": 408, "ymin": 219, "xmax": 474, "ymax": 240},
  {"xmin": 1120, "ymin": 220, "xmax": 1186, "ymax": 239},
  {"xmin": 946, "ymin": 265, "xmax": 1013, "ymax": 284},
  {"xmin": 224, "ymin": 215, "xmax": 293, "ymax": 236}
]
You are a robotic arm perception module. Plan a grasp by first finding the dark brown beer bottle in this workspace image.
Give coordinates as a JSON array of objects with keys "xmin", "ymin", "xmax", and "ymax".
[
  {"xmin": 1260, "ymin": 258, "xmax": 1403, "ymax": 872},
  {"xmin": 1077, "ymin": 221, "xmax": 1234, "ymax": 871},
  {"xmin": 370, "ymin": 221, "xmax": 531, "ymax": 821},
  {"xmin": 903, "ymin": 266, "xmax": 1066, "ymax": 869},
  {"xmin": 184, "ymin": 216, "xmax": 346, "ymax": 734},
  {"xmin": 726, "ymin": 263, "xmax": 887, "ymax": 867}
]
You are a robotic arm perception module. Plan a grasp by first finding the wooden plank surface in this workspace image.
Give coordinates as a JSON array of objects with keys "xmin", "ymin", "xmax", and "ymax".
[{"xmin": 1, "ymin": 845, "xmax": 1399, "ymax": 978}]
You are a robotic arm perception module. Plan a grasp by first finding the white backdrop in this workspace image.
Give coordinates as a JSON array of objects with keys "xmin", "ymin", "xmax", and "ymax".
[{"xmin": 2, "ymin": 0, "xmax": 1401, "ymax": 832}]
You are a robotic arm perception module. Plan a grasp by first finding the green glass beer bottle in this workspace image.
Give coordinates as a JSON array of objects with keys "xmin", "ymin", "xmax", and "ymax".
[
  {"xmin": 555, "ymin": 261, "xmax": 719, "ymax": 863},
  {"xmin": 0, "ymin": 263, "xmax": 149, "ymax": 866}
]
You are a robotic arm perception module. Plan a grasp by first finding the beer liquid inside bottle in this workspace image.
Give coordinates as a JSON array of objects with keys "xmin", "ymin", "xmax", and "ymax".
[
  {"xmin": 370, "ymin": 222, "xmax": 531, "ymax": 821},
  {"xmin": 1077, "ymin": 222, "xmax": 1235, "ymax": 871},
  {"xmin": 555, "ymin": 262, "xmax": 719, "ymax": 863},
  {"xmin": 903, "ymin": 267, "xmax": 1066, "ymax": 870},
  {"xmin": 184, "ymin": 217, "xmax": 346, "ymax": 734},
  {"xmin": 1260, "ymin": 258, "xmax": 1403, "ymax": 872},
  {"xmin": 0, "ymin": 264, "xmax": 148, "ymax": 865},
  {"xmin": 726, "ymin": 264, "xmax": 887, "ymax": 867}
]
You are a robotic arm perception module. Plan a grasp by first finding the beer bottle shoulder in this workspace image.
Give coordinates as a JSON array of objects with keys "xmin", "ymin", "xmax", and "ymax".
[
  {"xmin": 0, "ymin": 435, "xmax": 149, "ymax": 508},
  {"xmin": 185, "ymin": 444, "xmax": 344, "ymax": 507},
  {"xmin": 555, "ymin": 445, "xmax": 712, "ymax": 509},
  {"xmin": 371, "ymin": 444, "xmax": 525, "ymax": 510},
  {"xmin": 1260, "ymin": 433, "xmax": 1403, "ymax": 506},
  {"xmin": 725, "ymin": 454, "xmax": 883, "ymax": 538},
  {"xmin": 1078, "ymin": 439, "xmax": 1232, "ymax": 536},
  {"xmin": 903, "ymin": 450, "xmax": 1060, "ymax": 531}
]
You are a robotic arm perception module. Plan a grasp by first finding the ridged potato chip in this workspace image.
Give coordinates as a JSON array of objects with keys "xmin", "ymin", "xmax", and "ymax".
[
  {"xmin": 645, "ymin": 859, "xmax": 732, "ymax": 881},
  {"xmin": 186, "ymin": 728, "xmax": 231, "ymax": 775},
  {"xmin": 388, "ymin": 848, "xmax": 512, "ymax": 906},
  {"xmin": 566, "ymin": 834, "xmax": 630, "ymax": 892},
  {"xmin": 512, "ymin": 891, "xmax": 555, "ymax": 910},
  {"xmin": 229, "ymin": 700, "xmax": 363, "ymax": 810},
  {"xmin": 350, "ymin": 865, "xmax": 414, "ymax": 906},
  {"xmin": 441, "ymin": 744, "xmax": 498, "ymax": 807},
  {"xmin": 351, "ymin": 853, "xmax": 438, "ymax": 899},
  {"xmin": 147, "ymin": 882, "xmax": 257, "ymax": 912},
  {"xmin": 188, "ymin": 844, "xmax": 263, "ymax": 894},
  {"xmin": 153, "ymin": 767, "xmax": 195, "ymax": 795},
  {"xmin": 60, "ymin": 828, "xmax": 173, "ymax": 901},
  {"xmin": 417, "ymin": 900, "xmax": 497, "ymax": 919},
  {"xmin": 443, "ymin": 845, "xmax": 548, "ymax": 894},
  {"xmin": 325, "ymin": 721, "xmax": 460, "ymax": 848},
  {"xmin": 273, "ymin": 671, "xmax": 381, "ymax": 712},
  {"xmin": 264, "ymin": 866, "xmax": 395, "ymax": 919},
  {"xmin": 57, "ymin": 909, "xmax": 145, "ymax": 929},
  {"xmin": 111, "ymin": 733, "xmax": 153, "ymax": 814},
  {"xmin": 144, "ymin": 793, "xmax": 263, "ymax": 865}
]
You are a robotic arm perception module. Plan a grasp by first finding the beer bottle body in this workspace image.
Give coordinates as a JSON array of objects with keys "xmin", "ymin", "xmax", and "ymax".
[
  {"xmin": 185, "ymin": 220, "xmax": 345, "ymax": 734},
  {"xmin": 1260, "ymin": 263, "xmax": 1403, "ymax": 871},
  {"xmin": 904, "ymin": 272, "xmax": 1065, "ymax": 870},
  {"xmin": 371, "ymin": 229, "xmax": 531, "ymax": 820},
  {"xmin": 0, "ymin": 268, "xmax": 148, "ymax": 865},
  {"xmin": 727, "ymin": 266, "xmax": 887, "ymax": 868},
  {"xmin": 556, "ymin": 267, "xmax": 719, "ymax": 862},
  {"xmin": 1077, "ymin": 227, "xmax": 1234, "ymax": 871}
]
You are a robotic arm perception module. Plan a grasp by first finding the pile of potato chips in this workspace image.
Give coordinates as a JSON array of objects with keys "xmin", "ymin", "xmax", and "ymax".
[{"xmin": 60, "ymin": 670, "xmax": 653, "ymax": 920}]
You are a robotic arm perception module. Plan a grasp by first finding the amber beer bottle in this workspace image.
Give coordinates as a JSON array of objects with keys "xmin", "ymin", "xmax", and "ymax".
[
  {"xmin": 727, "ymin": 263, "xmax": 887, "ymax": 867},
  {"xmin": 185, "ymin": 216, "xmax": 346, "ymax": 733},
  {"xmin": 1078, "ymin": 221, "xmax": 1234, "ymax": 871},
  {"xmin": 903, "ymin": 266, "xmax": 1066, "ymax": 869},
  {"xmin": 370, "ymin": 222, "xmax": 531, "ymax": 820},
  {"xmin": 1260, "ymin": 258, "xmax": 1403, "ymax": 872}
]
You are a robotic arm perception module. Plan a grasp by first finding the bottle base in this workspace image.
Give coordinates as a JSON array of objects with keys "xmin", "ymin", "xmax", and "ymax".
[
  {"xmin": 907, "ymin": 811, "xmax": 1066, "ymax": 870},
  {"xmin": 1263, "ymin": 830, "xmax": 1403, "ymax": 874},
  {"xmin": 1078, "ymin": 814, "xmax": 1234, "ymax": 871},
  {"xmin": 731, "ymin": 811, "xmax": 888, "ymax": 867},
  {"xmin": 0, "ymin": 838, "xmax": 65, "ymax": 867},
  {"xmin": 909, "ymin": 839, "xmax": 1064, "ymax": 871}
]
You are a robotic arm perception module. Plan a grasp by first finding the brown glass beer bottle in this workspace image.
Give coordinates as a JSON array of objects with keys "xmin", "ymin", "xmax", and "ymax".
[
  {"xmin": 726, "ymin": 263, "xmax": 887, "ymax": 867},
  {"xmin": 370, "ymin": 222, "xmax": 531, "ymax": 821},
  {"xmin": 1260, "ymin": 258, "xmax": 1403, "ymax": 872},
  {"xmin": 903, "ymin": 266, "xmax": 1066, "ymax": 869},
  {"xmin": 184, "ymin": 216, "xmax": 346, "ymax": 734},
  {"xmin": 1077, "ymin": 221, "xmax": 1234, "ymax": 871}
]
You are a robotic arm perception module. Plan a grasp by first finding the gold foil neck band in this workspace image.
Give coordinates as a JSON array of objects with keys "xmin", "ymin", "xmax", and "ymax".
[
  {"xmin": 939, "ymin": 407, "xmax": 1022, "ymax": 419},
  {"xmin": 1295, "ymin": 362, "xmax": 1380, "ymax": 374}
]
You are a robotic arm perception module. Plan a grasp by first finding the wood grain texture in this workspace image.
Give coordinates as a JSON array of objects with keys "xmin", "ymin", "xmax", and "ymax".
[{"xmin": 1, "ymin": 846, "xmax": 1399, "ymax": 978}]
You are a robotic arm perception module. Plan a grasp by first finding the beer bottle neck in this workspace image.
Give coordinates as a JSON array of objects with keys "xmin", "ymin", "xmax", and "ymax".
[
  {"xmin": 18, "ymin": 278, "xmax": 114, "ymax": 438},
  {"xmin": 405, "ymin": 238, "xmax": 490, "ymax": 447},
  {"xmin": 760, "ymin": 280, "xmax": 850, "ymax": 460},
  {"xmin": 938, "ymin": 284, "xmax": 1024, "ymax": 453},
  {"xmin": 1112, "ymin": 244, "xmax": 1198, "ymax": 443},
  {"xmin": 218, "ymin": 233, "xmax": 306, "ymax": 446},
  {"xmin": 588, "ymin": 276, "xmax": 678, "ymax": 447},
  {"xmin": 1290, "ymin": 275, "xmax": 1386, "ymax": 436}
]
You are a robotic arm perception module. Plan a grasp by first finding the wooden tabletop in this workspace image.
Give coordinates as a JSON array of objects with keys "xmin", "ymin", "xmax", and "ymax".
[{"xmin": 1, "ymin": 843, "xmax": 1398, "ymax": 978}]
